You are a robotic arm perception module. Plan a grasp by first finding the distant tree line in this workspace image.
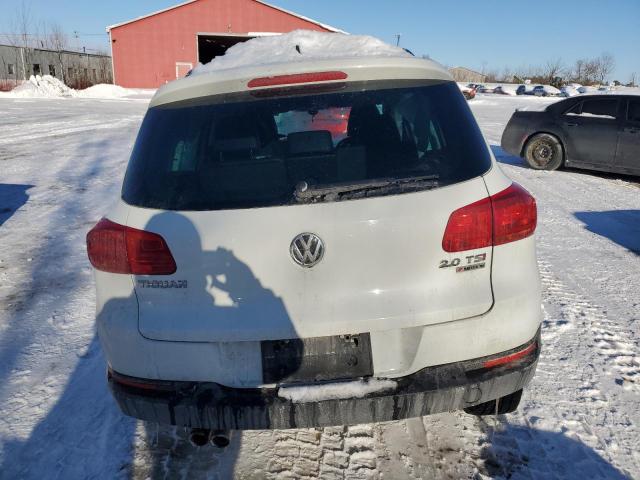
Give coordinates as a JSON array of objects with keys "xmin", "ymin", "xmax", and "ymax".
[{"xmin": 480, "ymin": 53, "xmax": 635, "ymax": 88}]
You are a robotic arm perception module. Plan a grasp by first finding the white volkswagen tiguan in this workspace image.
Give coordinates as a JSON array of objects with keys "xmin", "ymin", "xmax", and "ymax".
[{"xmin": 87, "ymin": 54, "xmax": 541, "ymax": 439}]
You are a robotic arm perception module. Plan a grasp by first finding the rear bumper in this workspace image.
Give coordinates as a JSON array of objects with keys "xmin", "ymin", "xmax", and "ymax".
[{"xmin": 108, "ymin": 330, "xmax": 540, "ymax": 430}]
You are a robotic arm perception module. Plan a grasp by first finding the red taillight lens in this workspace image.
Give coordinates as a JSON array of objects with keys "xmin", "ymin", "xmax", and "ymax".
[
  {"xmin": 491, "ymin": 183, "xmax": 537, "ymax": 246},
  {"xmin": 442, "ymin": 183, "xmax": 537, "ymax": 252},
  {"xmin": 247, "ymin": 71, "xmax": 348, "ymax": 88},
  {"xmin": 442, "ymin": 196, "xmax": 493, "ymax": 253},
  {"xmin": 86, "ymin": 218, "xmax": 176, "ymax": 275}
]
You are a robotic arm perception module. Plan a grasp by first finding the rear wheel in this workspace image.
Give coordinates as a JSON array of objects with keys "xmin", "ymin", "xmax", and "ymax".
[
  {"xmin": 464, "ymin": 389, "xmax": 523, "ymax": 416},
  {"xmin": 524, "ymin": 133, "xmax": 564, "ymax": 170}
]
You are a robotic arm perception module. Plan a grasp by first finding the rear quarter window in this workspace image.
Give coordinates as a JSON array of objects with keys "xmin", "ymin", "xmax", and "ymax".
[
  {"xmin": 566, "ymin": 98, "xmax": 619, "ymax": 119},
  {"xmin": 627, "ymin": 99, "xmax": 640, "ymax": 123}
]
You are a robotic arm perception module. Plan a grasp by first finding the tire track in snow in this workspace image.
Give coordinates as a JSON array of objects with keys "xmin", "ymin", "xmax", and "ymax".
[
  {"xmin": 0, "ymin": 117, "xmax": 140, "ymax": 146},
  {"xmin": 531, "ymin": 260, "xmax": 640, "ymax": 476},
  {"xmin": 538, "ymin": 260, "xmax": 640, "ymax": 392}
]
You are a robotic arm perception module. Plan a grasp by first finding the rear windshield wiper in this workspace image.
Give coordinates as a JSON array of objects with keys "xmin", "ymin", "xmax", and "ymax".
[{"xmin": 294, "ymin": 175, "xmax": 440, "ymax": 203}]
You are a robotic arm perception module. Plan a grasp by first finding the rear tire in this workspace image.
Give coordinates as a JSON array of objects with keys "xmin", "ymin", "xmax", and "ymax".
[
  {"xmin": 464, "ymin": 389, "xmax": 523, "ymax": 416},
  {"xmin": 524, "ymin": 133, "xmax": 564, "ymax": 170}
]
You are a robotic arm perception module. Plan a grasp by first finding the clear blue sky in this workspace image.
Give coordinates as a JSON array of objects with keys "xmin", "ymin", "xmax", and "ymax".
[{"xmin": 2, "ymin": 0, "xmax": 639, "ymax": 81}]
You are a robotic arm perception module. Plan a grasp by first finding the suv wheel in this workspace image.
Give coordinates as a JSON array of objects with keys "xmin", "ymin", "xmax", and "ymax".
[
  {"xmin": 464, "ymin": 389, "xmax": 523, "ymax": 416},
  {"xmin": 524, "ymin": 133, "xmax": 564, "ymax": 170}
]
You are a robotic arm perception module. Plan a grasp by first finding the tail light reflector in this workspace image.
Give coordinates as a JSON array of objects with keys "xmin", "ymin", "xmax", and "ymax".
[
  {"xmin": 108, "ymin": 368, "xmax": 175, "ymax": 392},
  {"xmin": 248, "ymin": 71, "xmax": 347, "ymax": 88},
  {"xmin": 86, "ymin": 218, "xmax": 176, "ymax": 275},
  {"xmin": 442, "ymin": 183, "xmax": 537, "ymax": 252},
  {"xmin": 483, "ymin": 342, "xmax": 537, "ymax": 369}
]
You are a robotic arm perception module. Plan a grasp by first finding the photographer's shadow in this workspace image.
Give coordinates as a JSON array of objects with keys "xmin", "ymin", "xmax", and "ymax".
[{"xmin": 135, "ymin": 212, "xmax": 299, "ymax": 479}]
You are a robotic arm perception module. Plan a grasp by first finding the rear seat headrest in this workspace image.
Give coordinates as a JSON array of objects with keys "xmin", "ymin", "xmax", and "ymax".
[{"xmin": 288, "ymin": 130, "xmax": 333, "ymax": 155}]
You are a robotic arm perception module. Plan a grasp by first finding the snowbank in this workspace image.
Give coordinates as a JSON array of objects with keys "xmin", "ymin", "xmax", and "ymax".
[
  {"xmin": 75, "ymin": 84, "xmax": 131, "ymax": 99},
  {"xmin": 7, "ymin": 75, "xmax": 74, "ymax": 98},
  {"xmin": 278, "ymin": 378, "xmax": 397, "ymax": 403},
  {"xmin": 192, "ymin": 30, "xmax": 411, "ymax": 75},
  {"xmin": 0, "ymin": 75, "xmax": 149, "ymax": 100}
]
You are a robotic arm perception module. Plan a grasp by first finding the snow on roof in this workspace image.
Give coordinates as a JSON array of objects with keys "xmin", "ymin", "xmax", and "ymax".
[
  {"xmin": 191, "ymin": 30, "xmax": 411, "ymax": 75},
  {"xmin": 106, "ymin": 0, "xmax": 345, "ymax": 33}
]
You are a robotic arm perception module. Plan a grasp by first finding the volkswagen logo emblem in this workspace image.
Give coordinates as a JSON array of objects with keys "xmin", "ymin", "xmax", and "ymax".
[{"xmin": 290, "ymin": 233, "xmax": 325, "ymax": 268}]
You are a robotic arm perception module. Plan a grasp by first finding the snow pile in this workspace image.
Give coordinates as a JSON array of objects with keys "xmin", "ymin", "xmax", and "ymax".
[
  {"xmin": 278, "ymin": 378, "xmax": 397, "ymax": 403},
  {"xmin": 8, "ymin": 75, "xmax": 74, "ymax": 98},
  {"xmin": 75, "ymin": 84, "xmax": 131, "ymax": 99},
  {"xmin": 0, "ymin": 76, "xmax": 147, "ymax": 100},
  {"xmin": 192, "ymin": 30, "xmax": 411, "ymax": 75}
]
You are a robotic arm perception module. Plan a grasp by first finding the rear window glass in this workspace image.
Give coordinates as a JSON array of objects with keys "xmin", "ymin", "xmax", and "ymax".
[{"xmin": 122, "ymin": 81, "xmax": 491, "ymax": 211}]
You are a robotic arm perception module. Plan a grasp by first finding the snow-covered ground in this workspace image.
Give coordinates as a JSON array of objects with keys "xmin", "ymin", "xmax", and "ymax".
[{"xmin": 0, "ymin": 93, "xmax": 638, "ymax": 479}]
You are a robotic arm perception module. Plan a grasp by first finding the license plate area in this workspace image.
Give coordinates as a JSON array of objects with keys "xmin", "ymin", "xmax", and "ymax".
[{"xmin": 261, "ymin": 333, "xmax": 373, "ymax": 384}]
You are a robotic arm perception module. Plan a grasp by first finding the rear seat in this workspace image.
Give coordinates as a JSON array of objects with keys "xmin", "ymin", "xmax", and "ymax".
[{"xmin": 286, "ymin": 130, "xmax": 337, "ymax": 184}]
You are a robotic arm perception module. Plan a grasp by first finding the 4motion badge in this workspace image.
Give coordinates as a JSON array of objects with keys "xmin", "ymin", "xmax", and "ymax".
[{"xmin": 137, "ymin": 279, "xmax": 188, "ymax": 288}]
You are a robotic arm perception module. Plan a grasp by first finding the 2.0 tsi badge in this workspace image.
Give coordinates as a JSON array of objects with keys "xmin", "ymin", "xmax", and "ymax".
[{"xmin": 290, "ymin": 233, "xmax": 325, "ymax": 268}]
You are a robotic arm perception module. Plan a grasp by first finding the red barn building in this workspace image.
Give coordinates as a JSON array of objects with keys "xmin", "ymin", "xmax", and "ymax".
[{"xmin": 107, "ymin": 0, "xmax": 343, "ymax": 88}]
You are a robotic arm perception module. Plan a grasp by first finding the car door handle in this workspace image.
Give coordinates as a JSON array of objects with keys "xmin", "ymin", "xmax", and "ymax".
[
  {"xmin": 565, "ymin": 122, "xmax": 579, "ymax": 127},
  {"xmin": 625, "ymin": 127, "xmax": 640, "ymax": 134}
]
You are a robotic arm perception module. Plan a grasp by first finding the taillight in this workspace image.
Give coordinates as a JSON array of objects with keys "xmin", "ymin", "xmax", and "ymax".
[
  {"xmin": 491, "ymin": 183, "xmax": 537, "ymax": 246},
  {"xmin": 247, "ymin": 71, "xmax": 347, "ymax": 88},
  {"xmin": 442, "ymin": 183, "xmax": 537, "ymax": 252},
  {"xmin": 86, "ymin": 218, "xmax": 176, "ymax": 275}
]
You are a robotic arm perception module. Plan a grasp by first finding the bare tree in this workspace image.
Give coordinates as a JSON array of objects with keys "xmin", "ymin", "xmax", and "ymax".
[
  {"xmin": 95, "ymin": 49, "xmax": 113, "ymax": 84},
  {"xmin": 47, "ymin": 22, "xmax": 68, "ymax": 82},
  {"xmin": 7, "ymin": 1, "xmax": 35, "ymax": 79},
  {"xmin": 596, "ymin": 52, "xmax": 615, "ymax": 85},
  {"xmin": 500, "ymin": 66, "xmax": 513, "ymax": 83},
  {"xmin": 582, "ymin": 58, "xmax": 599, "ymax": 85},
  {"xmin": 542, "ymin": 58, "xmax": 564, "ymax": 82},
  {"xmin": 572, "ymin": 59, "xmax": 583, "ymax": 82},
  {"xmin": 630, "ymin": 72, "xmax": 637, "ymax": 87}
]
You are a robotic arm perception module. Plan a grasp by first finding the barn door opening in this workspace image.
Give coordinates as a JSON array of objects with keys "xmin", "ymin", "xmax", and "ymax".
[{"xmin": 197, "ymin": 34, "xmax": 255, "ymax": 65}]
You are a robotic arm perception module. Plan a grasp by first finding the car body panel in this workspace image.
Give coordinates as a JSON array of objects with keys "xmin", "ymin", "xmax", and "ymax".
[
  {"xmin": 151, "ymin": 57, "xmax": 452, "ymax": 108},
  {"xmin": 127, "ymin": 176, "xmax": 494, "ymax": 343},
  {"xmin": 560, "ymin": 97, "xmax": 622, "ymax": 167},
  {"xmin": 615, "ymin": 98, "xmax": 640, "ymax": 173}
]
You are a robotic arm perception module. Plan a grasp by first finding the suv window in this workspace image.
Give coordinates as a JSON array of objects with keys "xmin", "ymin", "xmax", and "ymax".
[
  {"xmin": 567, "ymin": 98, "xmax": 618, "ymax": 119},
  {"xmin": 628, "ymin": 99, "xmax": 640, "ymax": 123},
  {"xmin": 122, "ymin": 81, "xmax": 491, "ymax": 211}
]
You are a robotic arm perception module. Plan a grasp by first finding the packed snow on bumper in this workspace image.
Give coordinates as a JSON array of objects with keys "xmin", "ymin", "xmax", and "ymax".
[{"xmin": 0, "ymin": 92, "xmax": 638, "ymax": 479}]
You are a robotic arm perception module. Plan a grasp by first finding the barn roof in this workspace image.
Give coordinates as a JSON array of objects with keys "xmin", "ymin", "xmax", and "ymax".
[{"xmin": 106, "ymin": 0, "xmax": 346, "ymax": 33}]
